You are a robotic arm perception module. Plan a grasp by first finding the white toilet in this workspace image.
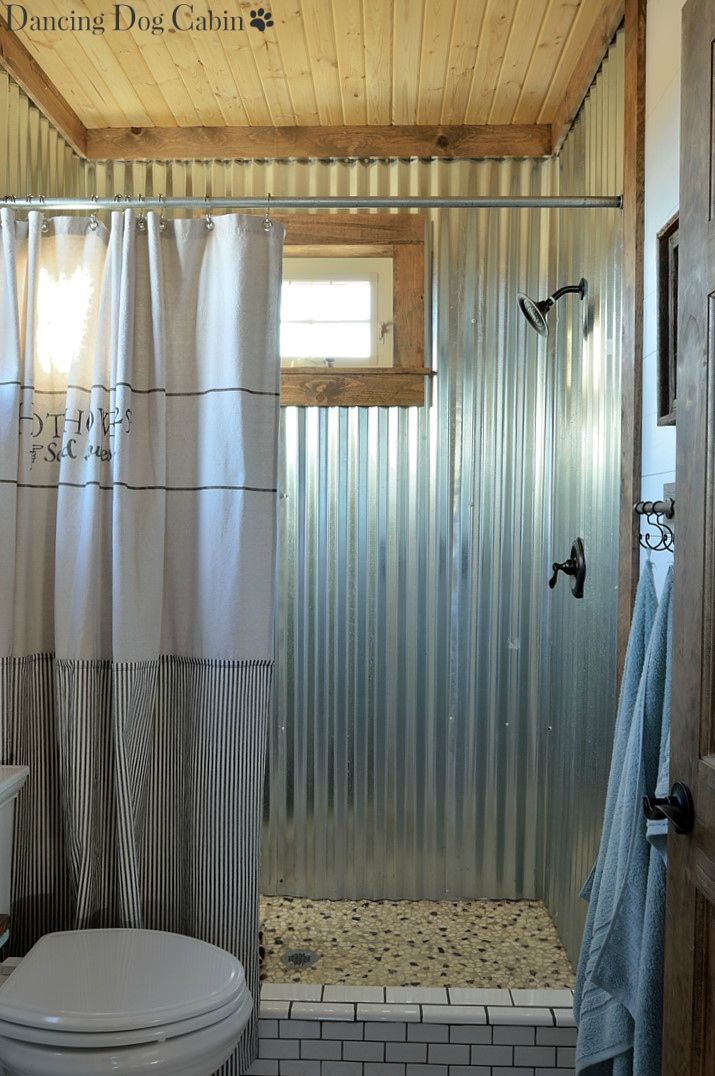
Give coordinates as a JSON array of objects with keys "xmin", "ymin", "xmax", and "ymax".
[{"xmin": 0, "ymin": 768, "xmax": 253, "ymax": 1075}]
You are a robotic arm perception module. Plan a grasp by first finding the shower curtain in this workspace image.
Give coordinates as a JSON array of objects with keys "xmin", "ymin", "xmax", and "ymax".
[{"xmin": 0, "ymin": 207, "xmax": 284, "ymax": 1072}]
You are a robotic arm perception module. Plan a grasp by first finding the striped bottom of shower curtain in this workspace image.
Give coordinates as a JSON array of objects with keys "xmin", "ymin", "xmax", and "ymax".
[{"xmin": 0, "ymin": 653, "xmax": 273, "ymax": 1075}]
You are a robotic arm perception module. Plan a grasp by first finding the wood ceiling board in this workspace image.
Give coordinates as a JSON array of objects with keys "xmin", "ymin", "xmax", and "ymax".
[
  {"xmin": 332, "ymin": 0, "xmax": 367, "ymax": 125},
  {"xmin": 362, "ymin": 0, "xmax": 394, "ymax": 125},
  {"xmin": 440, "ymin": 0, "xmax": 488, "ymax": 125},
  {"xmin": 487, "ymin": 0, "xmax": 552, "ymax": 124},
  {"xmin": 214, "ymin": 30, "xmax": 276, "ymax": 126},
  {"xmin": 269, "ymin": 8, "xmax": 320, "ymax": 126},
  {"xmin": 549, "ymin": 0, "xmax": 623, "ymax": 149},
  {"xmin": 417, "ymin": 0, "xmax": 458, "ymax": 124},
  {"xmin": 0, "ymin": 13, "xmax": 85, "ymax": 152},
  {"xmin": 392, "ymin": 0, "xmax": 423, "ymax": 124},
  {"xmin": 244, "ymin": 29, "xmax": 301, "ymax": 127},
  {"xmin": 1, "ymin": 1, "xmax": 132, "ymax": 128},
  {"xmin": 510, "ymin": 0, "xmax": 581, "ymax": 124},
  {"xmin": 300, "ymin": 0, "xmax": 344, "ymax": 125},
  {"xmin": 465, "ymin": 0, "xmax": 516, "ymax": 124},
  {"xmin": 85, "ymin": 122, "xmax": 552, "ymax": 161}
]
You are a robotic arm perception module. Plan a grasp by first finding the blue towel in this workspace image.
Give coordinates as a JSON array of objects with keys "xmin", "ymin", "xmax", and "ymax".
[
  {"xmin": 645, "ymin": 597, "xmax": 672, "ymax": 863},
  {"xmin": 575, "ymin": 563, "xmax": 671, "ymax": 1075}
]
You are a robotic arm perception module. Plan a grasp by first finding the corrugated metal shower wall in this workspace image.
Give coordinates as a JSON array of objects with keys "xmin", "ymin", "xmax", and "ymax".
[
  {"xmin": 74, "ymin": 32, "xmax": 622, "ymax": 916},
  {"xmin": 0, "ymin": 72, "xmax": 82, "ymax": 198},
  {"xmin": 540, "ymin": 34, "xmax": 624, "ymax": 963},
  {"xmin": 82, "ymin": 154, "xmax": 557, "ymax": 899}
]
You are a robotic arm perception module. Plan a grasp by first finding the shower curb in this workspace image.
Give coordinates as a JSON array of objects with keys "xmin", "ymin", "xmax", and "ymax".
[{"xmin": 248, "ymin": 985, "xmax": 576, "ymax": 1075}]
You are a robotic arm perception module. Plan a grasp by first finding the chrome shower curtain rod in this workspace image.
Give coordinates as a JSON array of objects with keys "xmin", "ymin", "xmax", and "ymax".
[{"xmin": 4, "ymin": 194, "xmax": 622, "ymax": 211}]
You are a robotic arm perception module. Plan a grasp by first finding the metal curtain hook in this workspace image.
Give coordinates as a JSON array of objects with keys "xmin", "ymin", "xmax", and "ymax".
[
  {"xmin": 158, "ymin": 194, "xmax": 166, "ymax": 232},
  {"xmin": 39, "ymin": 194, "xmax": 49, "ymax": 233},
  {"xmin": 136, "ymin": 194, "xmax": 147, "ymax": 232},
  {"xmin": 88, "ymin": 193, "xmax": 99, "ymax": 231},
  {"xmin": 263, "ymin": 192, "xmax": 273, "ymax": 232},
  {"xmin": 205, "ymin": 195, "xmax": 214, "ymax": 231}
]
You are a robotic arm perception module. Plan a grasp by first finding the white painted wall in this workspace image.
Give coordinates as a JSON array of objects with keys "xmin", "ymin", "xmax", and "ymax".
[{"xmin": 640, "ymin": 0, "xmax": 685, "ymax": 591}]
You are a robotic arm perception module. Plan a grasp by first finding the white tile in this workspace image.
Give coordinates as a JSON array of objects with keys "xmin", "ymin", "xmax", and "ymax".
[
  {"xmin": 386, "ymin": 986, "xmax": 448, "ymax": 1004},
  {"xmin": 487, "ymin": 1006, "xmax": 554, "ymax": 1026},
  {"xmin": 510, "ymin": 989, "xmax": 573, "ymax": 1008},
  {"xmin": 492, "ymin": 1069, "xmax": 534, "ymax": 1076},
  {"xmin": 343, "ymin": 1040, "xmax": 384, "ymax": 1062},
  {"xmin": 428, "ymin": 1043, "xmax": 470, "ymax": 1064},
  {"xmin": 261, "ymin": 1000, "xmax": 292, "ymax": 1020},
  {"xmin": 405, "ymin": 1066, "xmax": 448, "ymax": 1076},
  {"xmin": 386, "ymin": 1041, "xmax": 427, "ymax": 1062},
  {"xmin": 448, "ymin": 988, "xmax": 511, "ymax": 1006},
  {"xmin": 357, "ymin": 1003, "xmax": 421, "ymax": 1023},
  {"xmin": 300, "ymin": 1040, "xmax": 342, "ymax": 1061},
  {"xmin": 320, "ymin": 1064, "xmax": 363, "ymax": 1076},
  {"xmin": 323, "ymin": 985, "xmax": 385, "ymax": 1003},
  {"xmin": 536, "ymin": 1027, "xmax": 577, "ymax": 1046},
  {"xmin": 364, "ymin": 1065, "xmax": 405, "ymax": 1076},
  {"xmin": 279, "ymin": 1062, "xmax": 321, "ymax": 1076},
  {"xmin": 469, "ymin": 1044, "xmax": 512, "ymax": 1065},
  {"xmin": 447, "ymin": 1068, "xmax": 489, "ymax": 1075},
  {"xmin": 259, "ymin": 1019, "xmax": 279, "ymax": 1038},
  {"xmin": 558, "ymin": 1045, "xmax": 577, "ymax": 1066},
  {"xmin": 322, "ymin": 1021, "xmax": 364, "ymax": 1040},
  {"xmin": 261, "ymin": 984, "xmax": 322, "ymax": 1002},
  {"xmin": 407, "ymin": 1023, "xmax": 449, "ymax": 1042},
  {"xmin": 422, "ymin": 1006, "xmax": 487, "ymax": 1025},
  {"xmin": 492, "ymin": 1025, "xmax": 535, "ymax": 1045},
  {"xmin": 292, "ymin": 1001, "xmax": 354, "ymax": 1021},
  {"xmin": 279, "ymin": 1020, "xmax": 321, "ymax": 1038},
  {"xmin": 259, "ymin": 1039, "xmax": 301, "ymax": 1059},
  {"xmin": 247, "ymin": 1061, "xmax": 280, "ymax": 1076},
  {"xmin": 515, "ymin": 1044, "xmax": 557, "ymax": 1066},
  {"xmin": 554, "ymin": 1009, "xmax": 576, "ymax": 1028},
  {"xmin": 364, "ymin": 1022, "xmax": 409, "ymax": 1041},
  {"xmin": 448, "ymin": 1025, "xmax": 492, "ymax": 1044}
]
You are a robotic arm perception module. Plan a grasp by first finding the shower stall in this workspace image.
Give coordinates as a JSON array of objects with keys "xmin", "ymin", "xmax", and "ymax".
[{"xmin": 74, "ymin": 32, "xmax": 625, "ymax": 988}]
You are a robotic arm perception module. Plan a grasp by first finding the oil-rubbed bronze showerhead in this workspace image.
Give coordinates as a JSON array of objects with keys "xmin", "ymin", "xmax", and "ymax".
[{"xmin": 517, "ymin": 278, "xmax": 586, "ymax": 338}]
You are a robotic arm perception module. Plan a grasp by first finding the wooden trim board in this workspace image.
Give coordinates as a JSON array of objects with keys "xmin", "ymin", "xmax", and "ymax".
[{"xmin": 616, "ymin": 0, "xmax": 646, "ymax": 687}]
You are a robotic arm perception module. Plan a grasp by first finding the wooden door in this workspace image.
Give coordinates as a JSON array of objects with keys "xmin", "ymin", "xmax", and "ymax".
[{"xmin": 663, "ymin": 0, "xmax": 715, "ymax": 1071}]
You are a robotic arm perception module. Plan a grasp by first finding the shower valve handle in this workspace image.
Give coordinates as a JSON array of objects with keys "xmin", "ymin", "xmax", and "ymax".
[
  {"xmin": 549, "ymin": 559, "xmax": 576, "ymax": 588},
  {"xmin": 548, "ymin": 538, "xmax": 586, "ymax": 598}
]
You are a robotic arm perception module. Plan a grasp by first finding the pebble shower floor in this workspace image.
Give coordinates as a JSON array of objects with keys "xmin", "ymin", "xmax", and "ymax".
[{"xmin": 259, "ymin": 897, "xmax": 574, "ymax": 988}]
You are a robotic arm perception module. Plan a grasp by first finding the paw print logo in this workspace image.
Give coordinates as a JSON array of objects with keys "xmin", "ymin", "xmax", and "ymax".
[{"xmin": 250, "ymin": 7, "xmax": 274, "ymax": 31}]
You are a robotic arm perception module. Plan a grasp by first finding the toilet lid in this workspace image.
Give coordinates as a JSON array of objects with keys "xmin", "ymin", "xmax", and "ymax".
[{"xmin": 0, "ymin": 930, "xmax": 248, "ymax": 1036}]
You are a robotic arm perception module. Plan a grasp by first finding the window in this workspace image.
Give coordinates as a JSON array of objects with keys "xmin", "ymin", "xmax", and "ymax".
[
  {"xmin": 281, "ymin": 257, "xmax": 393, "ymax": 368},
  {"xmin": 277, "ymin": 214, "xmax": 430, "ymax": 407}
]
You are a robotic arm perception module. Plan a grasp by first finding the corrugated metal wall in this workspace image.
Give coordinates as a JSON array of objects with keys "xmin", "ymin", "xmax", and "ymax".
[
  {"xmin": 81, "ymin": 154, "xmax": 558, "ymax": 899},
  {"xmin": 540, "ymin": 34, "xmax": 624, "ymax": 963},
  {"xmin": 0, "ymin": 72, "xmax": 82, "ymax": 197}
]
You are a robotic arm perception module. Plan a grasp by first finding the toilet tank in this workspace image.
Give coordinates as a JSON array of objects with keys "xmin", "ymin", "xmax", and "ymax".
[{"xmin": 0, "ymin": 769, "xmax": 29, "ymax": 934}]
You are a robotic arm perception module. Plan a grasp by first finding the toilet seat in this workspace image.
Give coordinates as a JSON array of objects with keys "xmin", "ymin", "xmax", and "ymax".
[{"xmin": 0, "ymin": 929, "xmax": 252, "ymax": 1049}]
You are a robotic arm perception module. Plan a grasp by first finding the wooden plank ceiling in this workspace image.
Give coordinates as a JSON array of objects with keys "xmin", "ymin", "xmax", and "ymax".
[{"xmin": 0, "ymin": 0, "xmax": 624, "ymax": 160}]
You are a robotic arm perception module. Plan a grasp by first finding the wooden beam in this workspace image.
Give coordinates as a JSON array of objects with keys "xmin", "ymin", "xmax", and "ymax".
[
  {"xmin": 0, "ymin": 16, "xmax": 86, "ymax": 157},
  {"xmin": 85, "ymin": 123, "xmax": 552, "ymax": 162},
  {"xmin": 551, "ymin": 0, "xmax": 625, "ymax": 154},
  {"xmin": 616, "ymin": 0, "xmax": 646, "ymax": 687}
]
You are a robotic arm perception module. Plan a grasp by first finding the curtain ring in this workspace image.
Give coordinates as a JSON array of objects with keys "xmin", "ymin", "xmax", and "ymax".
[
  {"xmin": 205, "ymin": 195, "xmax": 214, "ymax": 231},
  {"xmin": 136, "ymin": 194, "xmax": 147, "ymax": 233},
  {"xmin": 38, "ymin": 194, "xmax": 49, "ymax": 233},
  {"xmin": 158, "ymin": 193, "xmax": 167, "ymax": 232},
  {"xmin": 263, "ymin": 192, "xmax": 273, "ymax": 232},
  {"xmin": 88, "ymin": 193, "xmax": 99, "ymax": 231}
]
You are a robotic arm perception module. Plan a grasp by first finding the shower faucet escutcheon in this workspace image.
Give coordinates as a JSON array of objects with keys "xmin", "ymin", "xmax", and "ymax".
[{"xmin": 548, "ymin": 537, "xmax": 586, "ymax": 598}]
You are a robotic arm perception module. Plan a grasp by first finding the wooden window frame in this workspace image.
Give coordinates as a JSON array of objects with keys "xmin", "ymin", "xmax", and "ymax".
[
  {"xmin": 277, "ymin": 213, "xmax": 431, "ymax": 407},
  {"xmin": 656, "ymin": 211, "xmax": 678, "ymax": 426}
]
